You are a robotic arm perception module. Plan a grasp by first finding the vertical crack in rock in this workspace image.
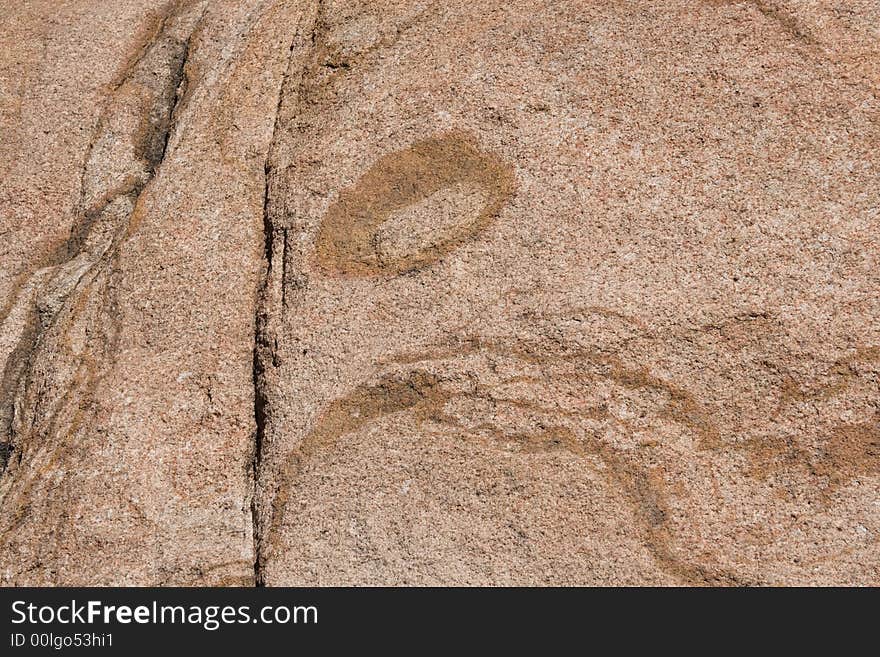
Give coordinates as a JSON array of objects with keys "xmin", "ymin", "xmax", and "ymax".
[
  {"xmin": 0, "ymin": 2, "xmax": 205, "ymax": 477},
  {"xmin": 251, "ymin": 162, "xmax": 276, "ymax": 586},
  {"xmin": 251, "ymin": 0, "xmax": 323, "ymax": 586}
]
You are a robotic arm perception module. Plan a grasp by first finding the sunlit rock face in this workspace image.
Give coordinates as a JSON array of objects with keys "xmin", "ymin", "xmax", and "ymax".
[{"xmin": 1, "ymin": 0, "xmax": 879, "ymax": 585}]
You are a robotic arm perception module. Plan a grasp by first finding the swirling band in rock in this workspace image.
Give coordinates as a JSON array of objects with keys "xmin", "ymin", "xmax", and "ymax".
[{"xmin": 262, "ymin": 308, "xmax": 879, "ymax": 585}]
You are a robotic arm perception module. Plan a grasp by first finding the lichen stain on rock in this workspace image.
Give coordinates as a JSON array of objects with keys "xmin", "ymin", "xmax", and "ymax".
[{"xmin": 313, "ymin": 131, "xmax": 515, "ymax": 277}]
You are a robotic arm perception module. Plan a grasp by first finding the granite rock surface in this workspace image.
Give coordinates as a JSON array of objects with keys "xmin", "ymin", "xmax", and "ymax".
[{"xmin": 1, "ymin": 0, "xmax": 878, "ymax": 585}]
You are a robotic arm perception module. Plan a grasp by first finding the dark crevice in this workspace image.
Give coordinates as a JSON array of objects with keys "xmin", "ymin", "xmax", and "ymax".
[
  {"xmin": 250, "ymin": 337, "xmax": 269, "ymax": 586},
  {"xmin": 251, "ymin": 29, "xmax": 301, "ymax": 590},
  {"xmin": 251, "ymin": 0, "xmax": 326, "ymax": 587},
  {"xmin": 251, "ymin": 160, "xmax": 276, "ymax": 587},
  {"xmin": 0, "ymin": 442, "xmax": 11, "ymax": 473},
  {"xmin": 0, "ymin": 314, "xmax": 37, "ymax": 476},
  {"xmin": 280, "ymin": 229, "xmax": 290, "ymax": 311},
  {"xmin": 69, "ymin": 34, "xmax": 195, "ymax": 259},
  {"xmin": 138, "ymin": 40, "xmax": 190, "ymax": 172},
  {"xmin": 252, "ymin": 0, "xmax": 384, "ymax": 585}
]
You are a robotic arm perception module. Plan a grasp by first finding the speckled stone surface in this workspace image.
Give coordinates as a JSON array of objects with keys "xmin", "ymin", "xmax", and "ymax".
[{"xmin": 1, "ymin": 1, "xmax": 879, "ymax": 585}]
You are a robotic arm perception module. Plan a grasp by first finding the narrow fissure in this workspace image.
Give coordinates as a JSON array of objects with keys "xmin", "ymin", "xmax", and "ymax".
[
  {"xmin": 251, "ymin": 0, "xmax": 324, "ymax": 586},
  {"xmin": 250, "ymin": 351, "xmax": 269, "ymax": 586},
  {"xmin": 251, "ymin": 160, "xmax": 276, "ymax": 587}
]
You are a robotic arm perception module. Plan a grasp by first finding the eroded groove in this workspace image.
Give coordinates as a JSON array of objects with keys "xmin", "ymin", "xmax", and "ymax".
[
  {"xmin": 0, "ymin": 3, "xmax": 204, "ymax": 479},
  {"xmin": 709, "ymin": 0, "xmax": 816, "ymax": 44},
  {"xmin": 750, "ymin": 0, "xmax": 816, "ymax": 43}
]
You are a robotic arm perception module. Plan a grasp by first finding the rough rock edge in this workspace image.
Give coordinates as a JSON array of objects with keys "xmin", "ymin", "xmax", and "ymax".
[{"xmin": 0, "ymin": 1, "xmax": 205, "ymax": 482}]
